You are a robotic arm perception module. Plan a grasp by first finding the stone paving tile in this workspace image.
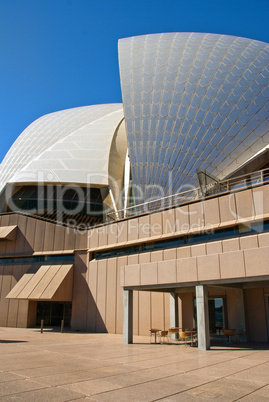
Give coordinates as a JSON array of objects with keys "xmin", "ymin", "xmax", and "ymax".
[
  {"xmin": 89, "ymin": 374, "xmax": 210, "ymax": 401},
  {"xmin": 169, "ymin": 377, "xmax": 267, "ymax": 401},
  {"xmin": 240, "ymin": 350, "xmax": 269, "ymax": 361},
  {"xmin": 158, "ymin": 358, "xmax": 215, "ymax": 374},
  {"xmin": 0, "ymin": 371, "xmax": 25, "ymax": 382},
  {"xmin": 99, "ymin": 353, "xmax": 185, "ymax": 367},
  {"xmin": 226, "ymin": 361, "xmax": 269, "ymax": 384},
  {"xmin": 154, "ymin": 372, "xmax": 218, "ymax": 393},
  {"xmin": 30, "ymin": 369, "xmax": 117, "ymax": 387},
  {"xmin": 120, "ymin": 350, "xmax": 198, "ymax": 370},
  {"xmin": 0, "ymin": 379, "xmax": 47, "ymax": 397},
  {"xmin": 61, "ymin": 378, "xmax": 123, "ymax": 396},
  {"xmin": 95, "ymin": 364, "xmax": 146, "ymax": 376},
  {"xmin": 0, "ymin": 354, "xmax": 76, "ymax": 371},
  {"xmin": 10, "ymin": 361, "xmax": 98, "ymax": 378},
  {"xmin": 241, "ymin": 384, "xmax": 269, "ymax": 400},
  {"xmin": 32, "ymin": 363, "xmax": 161, "ymax": 387},
  {"xmin": 0, "ymin": 328, "xmax": 268, "ymax": 401},
  {"xmin": 0, "ymin": 344, "xmax": 30, "ymax": 355},
  {"xmin": 0, "ymin": 385, "xmax": 85, "ymax": 401},
  {"xmin": 131, "ymin": 353, "xmax": 231, "ymax": 375},
  {"xmin": 186, "ymin": 356, "xmax": 266, "ymax": 380},
  {"xmin": 60, "ymin": 365, "xmax": 175, "ymax": 395}
]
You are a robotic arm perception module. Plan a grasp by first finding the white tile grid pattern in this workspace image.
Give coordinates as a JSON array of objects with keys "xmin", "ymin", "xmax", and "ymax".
[
  {"xmin": 0, "ymin": 104, "xmax": 123, "ymax": 192},
  {"xmin": 118, "ymin": 33, "xmax": 269, "ymax": 201}
]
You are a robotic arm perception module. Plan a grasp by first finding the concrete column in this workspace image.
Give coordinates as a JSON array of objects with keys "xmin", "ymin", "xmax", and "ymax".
[
  {"xmin": 237, "ymin": 289, "xmax": 247, "ymax": 342},
  {"xmin": 196, "ymin": 285, "xmax": 210, "ymax": 350},
  {"xmin": 170, "ymin": 292, "xmax": 179, "ymax": 340},
  {"xmin": 123, "ymin": 289, "xmax": 133, "ymax": 344},
  {"xmin": 170, "ymin": 292, "xmax": 179, "ymax": 328}
]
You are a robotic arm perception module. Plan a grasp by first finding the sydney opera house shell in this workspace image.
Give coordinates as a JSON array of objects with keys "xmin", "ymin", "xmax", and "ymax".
[{"xmin": 0, "ymin": 33, "xmax": 268, "ymax": 350}]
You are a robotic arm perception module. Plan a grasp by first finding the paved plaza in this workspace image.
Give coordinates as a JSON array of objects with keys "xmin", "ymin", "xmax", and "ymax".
[{"xmin": 0, "ymin": 327, "xmax": 269, "ymax": 401}]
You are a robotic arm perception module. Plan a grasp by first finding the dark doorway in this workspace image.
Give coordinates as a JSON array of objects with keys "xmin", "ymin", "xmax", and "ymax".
[
  {"xmin": 36, "ymin": 301, "xmax": 72, "ymax": 327},
  {"xmin": 194, "ymin": 296, "xmax": 227, "ymax": 335},
  {"xmin": 208, "ymin": 298, "xmax": 225, "ymax": 334}
]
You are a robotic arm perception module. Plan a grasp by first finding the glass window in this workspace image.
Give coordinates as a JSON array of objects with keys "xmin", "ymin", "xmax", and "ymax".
[
  {"xmin": 0, "ymin": 258, "xmax": 12, "ymax": 264},
  {"xmin": 44, "ymin": 255, "xmax": 74, "ymax": 262},
  {"xmin": 13, "ymin": 256, "xmax": 40, "ymax": 264},
  {"xmin": 93, "ymin": 220, "xmax": 269, "ymax": 260}
]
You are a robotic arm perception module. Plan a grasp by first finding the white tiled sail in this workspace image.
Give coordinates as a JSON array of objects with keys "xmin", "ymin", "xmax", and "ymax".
[
  {"xmin": 0, "ymin": 104, "xmax": 124, "ymax": 193},
  {"xmin": 118, "ymin": 33, "xmax": 269, "ymax": 201}
]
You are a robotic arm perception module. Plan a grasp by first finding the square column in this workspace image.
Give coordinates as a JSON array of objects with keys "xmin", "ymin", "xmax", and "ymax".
[
  {"xmin": 196, "ymin": 285, "xmax": 210, "ymax": 350},
  {"xmin": 123, "ymin": 289, "xmax": 133, "ymax": 344},
  {"xmin": 170, "ymin": 292, "xmax": 179, "ymax": 340},
  {"xmin": 170, "ymin": 292, "xmax": 179, "ymax": 327}
]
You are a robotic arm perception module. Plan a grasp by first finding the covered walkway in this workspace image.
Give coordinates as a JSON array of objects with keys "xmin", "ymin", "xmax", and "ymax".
[{"xmin": 122, "ymin": 278, "xmax": 269, "ymax": 350}]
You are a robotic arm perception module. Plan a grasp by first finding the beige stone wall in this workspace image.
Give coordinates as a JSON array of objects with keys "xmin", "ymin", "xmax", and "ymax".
[
  {"xmin": 245, "ymin": 288, "xmax": 268, "ymax": 342},
  {"xmin": 0, "ymin": 264, "xmax": 30, "ymax": 327},
  {"xmin": 80, "ymin": 253, "xmax": 170, "ymax": 336},
  {"xmin": 121, "ymin": 238, "xmax": 269, "ymax": 287},
  {"xmin": 0, "ymin": 213, "xmax": 87, "ymax": 257}
]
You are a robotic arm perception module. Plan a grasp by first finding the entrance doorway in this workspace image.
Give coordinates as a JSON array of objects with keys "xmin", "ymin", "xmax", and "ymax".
[
  {"xmin": 36, "ymin": 301, "xmax": 72, "ymax": 327},
  {"xmin": 208, "ymin": 297, "xmax": 226, "ymax": 334},
  {"xmin": 194, "ymin": 296, "xmax": 227, "ymax": 335}
]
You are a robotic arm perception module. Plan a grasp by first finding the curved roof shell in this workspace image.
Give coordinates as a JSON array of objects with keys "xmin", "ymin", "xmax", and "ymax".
[
  {"xmin": 0, "ymin": 104, "xmax": 126, "ymax": 194},
  {"xmin": 118, "ymin": 33, "xmax": 269, "ymax": 200}
]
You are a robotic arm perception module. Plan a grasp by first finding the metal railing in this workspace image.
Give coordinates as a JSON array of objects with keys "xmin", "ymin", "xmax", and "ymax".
[{"xmin": 107, "ymin": 167, "xmax": 269, "ymax": 221}]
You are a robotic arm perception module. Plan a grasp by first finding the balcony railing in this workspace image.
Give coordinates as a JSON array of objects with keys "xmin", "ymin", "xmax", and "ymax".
[{"xmin": 107, "ymin": 167, "xmax": 269, "ymax": 221}]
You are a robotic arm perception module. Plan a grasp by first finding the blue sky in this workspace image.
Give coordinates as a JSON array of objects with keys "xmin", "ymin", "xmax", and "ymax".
[{"xmin": 0, "ymin": 0, "xmax": 268, "ymax": 162}]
